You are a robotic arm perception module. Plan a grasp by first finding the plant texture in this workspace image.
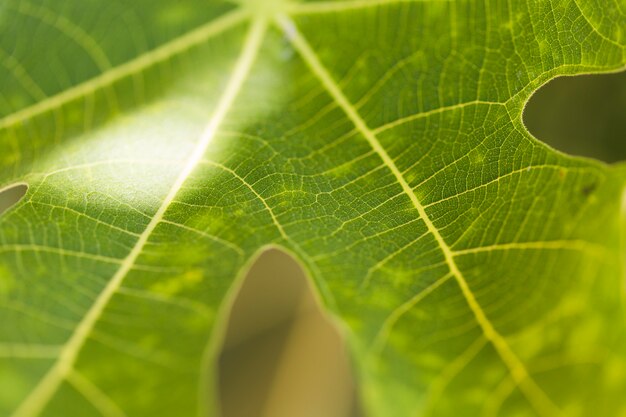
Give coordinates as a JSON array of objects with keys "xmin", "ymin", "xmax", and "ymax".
[{"xmin": 0, "ymin": 0, "xmax": 625, "ymax": 416}]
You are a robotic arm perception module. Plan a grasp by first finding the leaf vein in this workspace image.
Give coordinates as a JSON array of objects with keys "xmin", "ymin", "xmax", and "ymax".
[
  {"xmin": 8, "ymin": 16, "xmax": 266, "ymax": 417},
  {"xmin": 278, "ymin": 13, "xmax": 561, "ymax": 417}
]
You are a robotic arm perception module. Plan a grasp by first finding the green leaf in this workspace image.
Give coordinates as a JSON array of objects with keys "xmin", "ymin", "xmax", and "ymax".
[{"xmin": 1, "ymin": 0, "xmax": 625, "ymax": 416}]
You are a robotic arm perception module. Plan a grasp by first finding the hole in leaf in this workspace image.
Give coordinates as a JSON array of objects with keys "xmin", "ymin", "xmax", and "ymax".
[
  {"xmin": 523, "ymin": 70, "xmax": 626, "ymax": 163},
  {"xmin": 218, "ymin": 247, "xmax": 362, "ymax": 417},
  {"xmin": 0, "ymin": 183, "xmax": 27, "ymax": 216}
]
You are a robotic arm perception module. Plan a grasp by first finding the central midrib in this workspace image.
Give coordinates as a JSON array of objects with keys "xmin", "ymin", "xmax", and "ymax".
[
  {"xmin": 275, "ymin": 13, "xmax": 563, "ymax": 417},
  {"xmin": 10, "ymin": 16, "xmax": 268, "ymax": 417}
]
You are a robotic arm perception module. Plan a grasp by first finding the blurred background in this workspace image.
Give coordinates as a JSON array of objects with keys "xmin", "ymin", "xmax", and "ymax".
[
  {"xmin": 0, "ymin": 72, "xmax": 624, "ymax": 417},
  {"xmin": 523, "ymin": 70, "xmax": 626, "ymax": 164},
  {"xmin": 218, "ymin": 249, "xmax": 362, "ymax": 417},
  {"xmin": 0, "ymin": 183, "xmax": 26, "ymax": 215}
]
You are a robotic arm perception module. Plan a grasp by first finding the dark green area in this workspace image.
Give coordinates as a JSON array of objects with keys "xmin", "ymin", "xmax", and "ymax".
[{"xmin": 524, "ymin": 70, "xmax": 626, "ymax": 164}]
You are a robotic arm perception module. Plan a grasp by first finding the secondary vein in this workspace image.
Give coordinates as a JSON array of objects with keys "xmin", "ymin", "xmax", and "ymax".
[
  {"xmin": 10, "ymin": 16, "xmax": 267, "ymax": 417},
  {"xmin": 0, "ymin": 8, "xmax": 248, "ymax": 131},
  {"xmin": 276, "ymin": 13, "xmax": 561, "ymax": 417}
]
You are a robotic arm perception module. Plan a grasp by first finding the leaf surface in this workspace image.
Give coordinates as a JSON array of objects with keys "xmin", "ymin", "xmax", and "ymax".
[{"xmin": 0, "ymin": 0, "xmax": 625, "ymax": 416}]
